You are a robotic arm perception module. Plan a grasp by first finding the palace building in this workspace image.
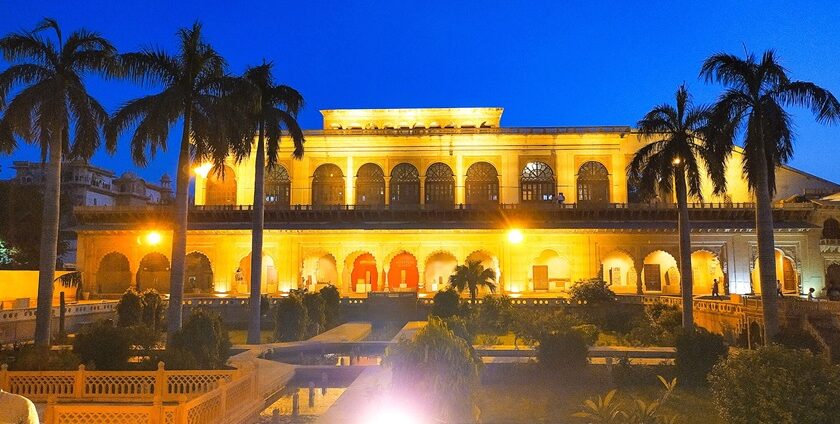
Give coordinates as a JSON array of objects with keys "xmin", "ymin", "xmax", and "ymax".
[{"xmin": 73, "ymin": 107, "xmax": 840, "ymax": 299}]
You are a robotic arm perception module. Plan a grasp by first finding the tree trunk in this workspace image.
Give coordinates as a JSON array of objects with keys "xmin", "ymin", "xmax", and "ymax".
[
  {"xmin": 166, "ymin": 111, "xmax": 192, "ymax": 340},
  {"xmin": 674, "ymin": 167, "xmax": 695, "ymax": 331},
  {"xmin": 753, "ymin": 144, "xmax": 780, "ymax": 341},
  {"xmin": 248, "ymin": 121, "xmax": 266, "ymax": 344},
  {"xmin": 34, "ymin": 137, "xmax": 63, "ymax": 346}
]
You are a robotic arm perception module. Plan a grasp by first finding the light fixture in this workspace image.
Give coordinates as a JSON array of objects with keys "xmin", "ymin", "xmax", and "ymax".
[
  {"xmin": 194, "ymin": 163, "xmax": 212, "ymax": 178},
  {"xmin": 507, "ymin": 229, "xmax": 524, "ymax": 244},
  {"xmin": 672, "ymin": 157, "xmax": 682, "ymax": 165},
  {"xmin": 145, "ymin": 231, "xmax": 162, "ymax": 246}
]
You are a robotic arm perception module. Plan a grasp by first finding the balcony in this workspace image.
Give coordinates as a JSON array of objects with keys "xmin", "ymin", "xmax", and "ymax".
[{"xmin": 73, "ymin": 201, "xmax": 816, "ymax": 232}]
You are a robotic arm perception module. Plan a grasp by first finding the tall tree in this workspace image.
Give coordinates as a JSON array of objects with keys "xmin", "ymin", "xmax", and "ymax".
[
  {"xmin": 237, "ymin": 62, "xmax": 305, "ymax": 345},
  {"xmin": 449, "ymin": 260, "xmax": 496, "ymax": 305},
  {"xmin": 629, "ymin": 85, "xmax": 726, "ymax": 331},
  {"xmin": 0, "ymin": 19, "xmax": 117, "ymax": 345},
  {"xmin": 702, "ymin": 50, "xmax": 840, "ymax": 339},
  {"xmin": 107, "ymin": 22, "xmax": 241, "ymax": 338}
]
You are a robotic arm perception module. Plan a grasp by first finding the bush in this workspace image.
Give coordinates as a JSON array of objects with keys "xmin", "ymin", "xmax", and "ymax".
[
  {"xmin": 536, "ymin": 328, "xmax": 589, "ymax": 376},
  {"xmin": 431, "ymin": 288, "xmax": 461, "ymax": 318},
  {"xmin": 675, "ymin": 327, "xmax": 728, "ymax": 386},
  {"xmin": 302, "ymin": 291, "xmax": 326, "ymax": 336},
  {"xmin": 442, "ymin": 315, "xmax": 474, "ymax": 344},
  {"xmin": 168, "ymin": 309, "xmax": 231, "ymax": 370},
  {"xmin": 571, "ymin": 324, "xmax": 599, "ymax": 346},
  {"xmin": 320, "ymin": 284, "xmax": 341, "ymax": 330},
  {"xmin": 611, "ymin": 356, "xmax": 674, "ymax": 388},
  {"xmin": 627, "ymin": 303, "xmax": 682, "ymax": 346},
  {"xmin": 568, "ymin": 278, "xmax": 615, "ymax": 305},
  {"xmin": 73, "ymin": 320, "xmax": 132, "ymax": 370},
  {"xmin": 383, "ymin": 318, "xmax": 482, "ymax": 423},
  {"xmin": 709, "ymin": 345, "xmax": 840, "ymax": 424},
  {"xmin": 773, "ymin": 325, "xmax": 825, "ymax": 355},
  {"xmin": 475, "ymin": 295, "xmax": 514, "ymax": 338},
  {"xmin": 141, "ymin": 289, "xmax": 164, "ymax": 332},
  {"xmin": 574, "ymin": 377, "xmax": 678, "ymax": 423},
  {"xmin": 116, "ymin": 289, "xmax": 144, "ymax": 327},
  {"xmin": 274, "ymin": 294, "xmax": 308, "ymax": 342},
  {"xmin": 1, "ymin": 344, "xmax": 79, "ymax": 371}
]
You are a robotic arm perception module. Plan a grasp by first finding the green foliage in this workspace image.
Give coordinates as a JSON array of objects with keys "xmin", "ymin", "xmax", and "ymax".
[
  {"xmin": 431, "ymin": 288, "xmax": 462, "ymax": 318},
  {"xmin": 301, "ymin": 290, "xmax": 326, "ymax": 336},
  {"xmin": 383, "ymin": 318, "xmax": 482, "ymax": 422},
  {"xmin": 141, "ymin": 290, "xmax": 164, "ymax": 332},
  {"xmin": 116, "ymin": 289, "xmax": 145, "ymax": 327},
  {"xmin": 442, "ymin": 315, "xmax": 474, "ymax": 344},
  {"xmin": 773, "ymin": 325, "xmax": 825, "ymax": 356},
  {"xmin": 1, "ymin": 344, "xmax": 80, "ymax": 371},
  {"xmin": 73, "ymin": 320, "xmax": 133, "ymax": 370},
  {"xmin": 449, "ymin": 260, "xmax": 496, "ymax": 304},
  {"xmin": 573, "ymin": 376, "xmax": 679, "ymax": 424},
  {"xmin": 319, "ymin": 284, "xmax": 341, "ymax": 329},
  {"xmin": 274, "ymin": 293, "xmax": 308, "ymax": 342},
  {"xmin": 709, "ymin": 345, "xmax": 840, "ymax": 424},
  {"xmin": 0, "ymin": 182, "xmax": 71, "ymax": 269},
  {"xmin": 611, "ymin": 357, "xmax": 674, "ymax": 389},
  {"xmin": 572, "ymin": 324, "xmax": 600, "ymax": 346},
  {"xmin": 512, "ymin": 309, "xmax": 581, "ymax": 348},
  {"xmin": 167, "ymin": 309, "xmax": 231, "ymax": 370},
  {"xmin": 674, "ymin": 328, "xmax": 728, "ymax": 387},
  {"xmin": 536, "ymin": 328, "xmax": 589, "ymax": 376},
  {"xmin": 475, "ymin": 294, "xmax": 514, "ymax": 337},
  {"xmin": 569, "ymin": 278, "xmax": 616, "ymax": 305},
  {"xmin": 628, "ymin": 303, "xmax": 682, "ymax": 346}
]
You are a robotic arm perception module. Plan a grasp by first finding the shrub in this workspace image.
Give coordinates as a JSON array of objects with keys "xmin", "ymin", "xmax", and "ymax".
[
  {"xmin": 383, "ymin": 318, "xmax": 482, "ymax": 423},
  {"xmin": 2, "ymin": 344, "xmax": 79, "ymax": 371},
  {"xmin": 73, "ymin": 320, "xmax": 132, "ymax": 370},
  {"xmin": 572, "ymin": 324, "xmax": 599, "ymax": 346},
  {"xmin": 475, "ymin": 294, "xmax": 514, "ymax": 338},
  {"xmin": 430, "ymin": 288, "xmax": 461, "ymax": 318},
  {"xmin": 627, "ymin": 303, "xmax": 682, "ymax": 346},
  {"xmin": 274, "ymin": 294, "xmax": 308, "ymax": 342},
  {"xmin": 568, "ymin": 278, "xmax": 615, "ymax": 305},
  {"xmin": 168, "ymin": 309, "xmax": 231, "ymax": 370},
  {"xmin": 442, "ymin": 315, "xmax": 474, "ymax": 344},
  {"xmin": 141, "ymin": 289, "xmax": 164, "ymax": 332},
  {"xmin": 536, "ymin": 328, "xmax": 589, "ymax": 376},
  {"xmin": 675, "ymin": 327, "xmax": 728, "ymax": 386},
  {"xmin": 709, "ymin": 345, "xmax": 840, "ymax": 424},
  {"xmin": 116, "ymin": 289, "xmax": 144, "ymax": 327},
  {"xmin": 611, "ymin": 356, "xmax": 674, "ymax": 388},
  {"xmin": 573, "ymin": 377, "xmax": 678, "ymax": 423},
  {"xmin": 773, "ymin": 325, "xmax": 825, "ymax": 355},
  {"xmin": 320, "ymin": 284, "xmax": 341, "ymax": 330},
  {"xmin": 302, "ymin": 291, "xmax": 326, "ymax": 336}
]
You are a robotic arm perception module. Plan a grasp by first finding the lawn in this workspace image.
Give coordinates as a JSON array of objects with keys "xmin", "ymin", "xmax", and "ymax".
[{"xmin": 228, "ymin": 329, "xmax": 274, "ymax": 344}]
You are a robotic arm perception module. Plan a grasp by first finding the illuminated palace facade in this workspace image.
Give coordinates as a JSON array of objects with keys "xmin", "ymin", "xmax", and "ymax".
[{"xmin": 74, "ymin": 108, "xmax": 840, "ymax": 299}]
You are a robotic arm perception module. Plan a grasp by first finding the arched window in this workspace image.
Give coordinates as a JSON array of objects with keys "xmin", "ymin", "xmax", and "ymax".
[
  {"xmin": 312, "ymin": 164, "xmax": 344, "ymax": 206},
  {"xmin": 520, "ymin": 161, "xmax": 555, "ymax": 202},
  {"xmin": 205, "ymin": 165, "xmax": 237, "ymax": 205},
  {"xmin": 824, "ymin": 218, "xmax": 840, "ymax": 239},
  {"xmin": 465, "ymin": 162, "xmax": 499, "ymax": 205},
  {"xmin": 265, "ymin": 165, "xmax": 290, "ymax": 206},
  {"xmin": 390, "ymin": 163, "xmax": 420, "ymax": 206},
  {"xmin": 577, "ymin": 161, "xmax": 609, "ymax": 204},
  {"xmin": 425, "ymin": 163, "xmax": 455, "ymax": 206},
  {"xmin": 356, "ymin": 163, "xmax": 385, "ymax": 206}
]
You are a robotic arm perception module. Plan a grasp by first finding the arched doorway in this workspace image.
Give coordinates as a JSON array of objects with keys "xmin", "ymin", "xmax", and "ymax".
[
  {"xmin": 691, "ymin": 250, "xmax": 724, "ymax": 296},
  {"xmin": 532, "ymin": 250, "xmax": 570, "ymax": 292},
  {"xmin": 823, "ymin": 218, "xmax": 840, "ymax": 239},
  {"xmin": 601, "ymin": 250, "xmax": 637, "ymax": 294},
  {"xmin": 424, "ymin": 163, "xmax": 455, "ymax": 206},
  {"xmin": 136, "ymin": 253, "xmax": 170, "ymax": 293},
  {"xmin": 465, "ymin": 162, "xmax": 499, "ymax": 205},
  {"xmin": 751, "ymin": 249, "xmax": 798, "ymax": 294},
  {"xmin": 238, "ymin": 252, "xmax": 278, "ymax": 294},
  {"xmin": 826, "ymin": 263, "xmax": 840, "ymax": 299},
  {"xmin": 465, "ymin": 250, "xmax": 500, "ymax": 295},
  {"xmin": 185, "ymin": 252, "xmax": 213, "ymax": 293},
  {"xmin": 349, "ymin": 253, "xmax": 378, "ymax": 293},
  {"xmin": 577, "ymin": 161, "xmax": 609, "ymax": 205},
  {"xmin": 388, "ymin": 252, "xmax": 419, "ymax": 291},
  {"xmin": 520, "ymin": 161, "xmax": 556, "ymax": 202},
  {"xmin": 205, "ymin": 165, "xmax": 237, "ymax": 205},
  {"xmin": 642, "ymin": 250, "xmax": 679, "ymax": 294},
  {"xmin": 96, "ymin": 252, "xmax": 131, "ymax": 293},
  {"xmin": 424, "ymin": 251, "xmax": 458, "ymax": 292},
  {"xmin": 356, "ymin": 163, "xmax": 385, "ymax": 206},
  {"xmin": 265, "ymin": 165, "xmax": 291, "ymax": 206},
  {"xmin": 312, "ymin": 164, "xmax": 345, "ymax": 206},
  {"xmin": 390, "ymin": 163, "xmax": 420, "ymax": 206},
  {"xmin": 302, "ymin": 253, "xmax": 339, "ymax": 290}
]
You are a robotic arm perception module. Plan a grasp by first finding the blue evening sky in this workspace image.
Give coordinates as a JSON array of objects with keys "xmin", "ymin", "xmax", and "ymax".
[{"xmin": 1, "ymin": 1, "xmax": 839, "ymax": 183}]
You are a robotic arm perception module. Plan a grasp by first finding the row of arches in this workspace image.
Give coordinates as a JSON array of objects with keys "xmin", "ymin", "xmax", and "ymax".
[
  {"xmin": 96, "ymin": 251, "xmax": 214, "ymax": 294},
  {"xmin": 204, "ymin": 161, "xmax": 611, "ymax": 206}
]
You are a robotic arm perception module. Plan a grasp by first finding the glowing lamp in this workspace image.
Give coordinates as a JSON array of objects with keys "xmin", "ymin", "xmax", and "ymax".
[
  {"xmin": 507, "ymin": 229, "xmax": 524, "ymax": 244},
  {"xmin": 672, "ymin": 157, "xmax": 682, "ymax": 165},
  {"xmin": 194, "ymin": 163, "xmax": 212, "ymax": 178},
  {"xmin": 145, "ymin": 231, "xmax": 162, "ymax": 246}
]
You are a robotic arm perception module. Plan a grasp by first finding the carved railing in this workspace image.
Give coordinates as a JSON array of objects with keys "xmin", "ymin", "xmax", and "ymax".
[{"xmin": 0, "ymin": 361, "xmax": 237, "ymax": 403}]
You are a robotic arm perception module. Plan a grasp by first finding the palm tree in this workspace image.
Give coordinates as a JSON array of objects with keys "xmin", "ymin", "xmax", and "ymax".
[
  {"xmin": 701, "ymin": 50, "xmax": 840, "ymax": 339},
  {"xmin": 107, "ymin": 22, "xmax": 242, "ymax": 338},
  {"xmin": 449, "ymin": 260, "xmax": 496, "ymax": 305},
  {"xmin": 629, "ymin": 85, "xmax": 726, "ymax": 331},
  {"xmin": 238, "ymin": 62, "xmax": 305, "ymax": 344},
  {"xmin": 0, "ymin": 18, "xmax": 117, "ymax": 346}
]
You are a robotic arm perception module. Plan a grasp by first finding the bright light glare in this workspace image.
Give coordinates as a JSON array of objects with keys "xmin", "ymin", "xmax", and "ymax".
[
  {"xmin": 194, "ymin": 163, "xmax": 212, "ymax": 178},
  {"xmin": 507, "ymin": 229, "xmax": 524, "ymax": 244},
  {"xmin": 145, "ymin": 231, "xmax": 162, "ymax": 246},
  {"xmin": 365, "ymin": 406, "xmax": 421, "ymax": 424}
]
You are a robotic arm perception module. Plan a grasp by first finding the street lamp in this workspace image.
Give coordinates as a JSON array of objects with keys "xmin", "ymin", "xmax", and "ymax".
[
  {"xmin": 507, "ymin": 229, "xmax": 524, "ymax": 244},
  {"xmin": 144, "ymin": 231, "xmax": 162, "ymax": 246},
  {"xmin": 193, "ymin": 163, "xmax": 212, "ymax": 178}
]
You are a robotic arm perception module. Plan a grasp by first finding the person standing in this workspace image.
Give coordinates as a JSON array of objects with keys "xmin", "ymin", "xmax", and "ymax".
[{"xmin": 712, "ymin": 279, "xmax": 721, "ymax": 300}]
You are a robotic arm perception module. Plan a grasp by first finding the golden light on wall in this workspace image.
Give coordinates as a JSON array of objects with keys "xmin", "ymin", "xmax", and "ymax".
[
  {"xmin": 507, "ymin": 229, "xmax": 524, "ymax": 244},
  {"xmin": 194, "ymin": 163, "xmax": 212, "ymax": 178}
]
